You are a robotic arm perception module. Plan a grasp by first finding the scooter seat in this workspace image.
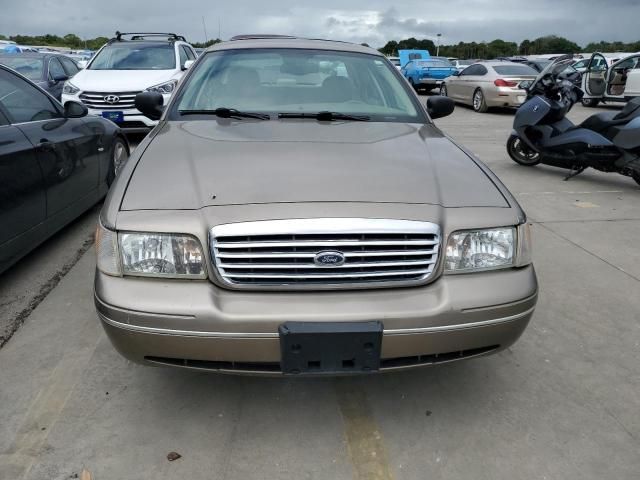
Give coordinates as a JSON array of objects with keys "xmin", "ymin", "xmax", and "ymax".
[
  {"xmin": 580, "ymin": 98, "xmax": 640, "ymax": 135},
  {"xmin": 580, "ymin": 112, "xmax": 618, "ymax": 134}
]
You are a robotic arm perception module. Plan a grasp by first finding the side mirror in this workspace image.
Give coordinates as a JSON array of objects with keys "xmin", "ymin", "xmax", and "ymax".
[
  {"xmin": 182, "ymin": 60, "xmax": 194, "ymax": 71},
  {"xmin": 64, "ymin": 101, "xmax": 88, "ymax": 118},
  {"xmin": 51, "ymin": 74, "xmax": 69, "ymax": 84},
  {"xmin": 78, "ymin": 60, "xmax": 87, "ymax": 69},
  {"xmin": 451, "ymin": 71, "xmax": 460, "ymax": 76},
  {"xmin": 135, "ymin": 91, "xmax": 164, "ymax": 120},
  {"xmin": 426, "ymin": 96, "xmax": 455, "ymax": 120}
]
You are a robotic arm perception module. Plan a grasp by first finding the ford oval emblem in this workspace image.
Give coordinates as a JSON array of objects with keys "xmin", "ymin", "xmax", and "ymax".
[{"xmin": 314, "ymin": 251, "xmax": 346, "ymax": 267}]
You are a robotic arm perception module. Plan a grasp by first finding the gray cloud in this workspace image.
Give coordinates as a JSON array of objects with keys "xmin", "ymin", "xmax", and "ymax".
[{"xmin": 1, "ymin": 0, "xmax": 638, "ymax": 48}]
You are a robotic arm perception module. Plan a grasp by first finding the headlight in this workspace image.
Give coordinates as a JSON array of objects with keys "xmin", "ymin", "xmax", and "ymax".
[
  {"xmin": 146, "ymin": 80, "xmax": 178, "ymax": 95},
  {"xmin": 63, "ymin": 82, "xmax": 80, "ymax": 95},
  {"xmin": 95, "ymin": 223, "xmax": 206, "ymax": 279},
  {"xmin": 119, "ymin": 232, "xmax": 206, "ymax": 278},
  {"xmin": 445, "ymin": 227, "xmax": 516, "ymax": 273}
]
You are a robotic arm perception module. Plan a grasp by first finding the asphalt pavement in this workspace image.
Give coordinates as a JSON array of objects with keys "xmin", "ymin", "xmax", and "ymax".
[{"xmin": 0, "ymin": 102, "xmax": 638, "ymax": 480}]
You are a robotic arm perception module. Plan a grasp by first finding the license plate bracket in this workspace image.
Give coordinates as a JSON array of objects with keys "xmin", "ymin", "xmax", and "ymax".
[
  {"xmin": 101, "ymin": 111, "xmax": 124, "ymax": 123},
  {"xmin": 279, "ymin": 321, "xmax": 383, "ymax": 375}
]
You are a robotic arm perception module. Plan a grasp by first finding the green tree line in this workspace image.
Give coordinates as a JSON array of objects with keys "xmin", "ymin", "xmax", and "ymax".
[
  {"xmin": 2, "ymin": 32, "xmax": 639, "ymax": 57},
  {"xmin": 0, "ymin": 33, "xmax": 221, "ymax": 50},
  {"xmin": 379, "ymin": 35, "xmax": 640, "ymax": 59}
]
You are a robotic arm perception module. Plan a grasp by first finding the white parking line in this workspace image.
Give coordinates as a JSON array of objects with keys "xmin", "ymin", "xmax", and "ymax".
[{"xmin": 517, "ymin": 190, "xmax": 623, "ymax": 195}]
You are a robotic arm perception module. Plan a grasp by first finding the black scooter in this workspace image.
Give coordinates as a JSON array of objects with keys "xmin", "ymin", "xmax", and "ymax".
[{"xmin": 506, "ymin": 55, "xmax": 640, "ymax": 185}]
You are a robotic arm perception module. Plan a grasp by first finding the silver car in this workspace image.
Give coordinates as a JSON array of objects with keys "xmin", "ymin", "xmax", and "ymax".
[
  {"xmin": 441, "ymin": 62, "xmax": 538, "ymax": 112},
  {"xmin": 95, "ymin": 37, "xmax": 537, "ymax": 375}
]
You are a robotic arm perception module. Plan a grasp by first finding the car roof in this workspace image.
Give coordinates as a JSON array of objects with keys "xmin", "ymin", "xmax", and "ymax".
[
  {"xmin": 0, "ymin": 52, "xmax": 51, "ymax": 59},
  {"xmin": 206, "ymin": 37, "xmax": 382, "ymax": 56}
]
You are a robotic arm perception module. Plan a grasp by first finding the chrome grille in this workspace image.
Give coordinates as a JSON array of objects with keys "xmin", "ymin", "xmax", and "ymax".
[
  {"xmin": 78, "ymin": 91, "xmax": 141, "ymax": 110},
  {"xmin": 210, "ymin": 219, "xmax": 441, "ymax": 290}
]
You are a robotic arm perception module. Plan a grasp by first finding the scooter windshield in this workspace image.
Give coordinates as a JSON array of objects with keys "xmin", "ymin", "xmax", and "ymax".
[{"xmin": 530, "ymin": 54, "xmax": 576, "ymax": 88}]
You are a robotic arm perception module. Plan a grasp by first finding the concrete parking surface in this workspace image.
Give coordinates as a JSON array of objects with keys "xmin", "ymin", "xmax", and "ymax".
[{"xmin": 0, "ymin": 102, "xmax": 638, "ymax": 480}]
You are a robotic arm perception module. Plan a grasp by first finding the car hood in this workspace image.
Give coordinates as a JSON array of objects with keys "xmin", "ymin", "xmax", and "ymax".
[
  {"xmin": 121, "ymin": 120, "xmax": 508, "ymax": 210},
  {"xmin": 70, "ymin": 68, "xmax": 176, "ymax": 91}
]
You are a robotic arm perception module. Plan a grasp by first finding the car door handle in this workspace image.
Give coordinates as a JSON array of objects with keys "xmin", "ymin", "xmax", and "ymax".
[{"xmin": 37, "ymin": 140, "xmax": 56, "ymax": 152}]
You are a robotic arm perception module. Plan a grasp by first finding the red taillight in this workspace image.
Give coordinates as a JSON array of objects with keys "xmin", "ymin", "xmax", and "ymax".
[{"xmin": 494, "ymin": 79, "xmax": 518, "ymax": 87}]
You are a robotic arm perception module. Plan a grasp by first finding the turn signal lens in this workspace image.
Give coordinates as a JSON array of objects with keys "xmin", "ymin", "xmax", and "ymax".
[{"xmin": 96, "ymin": 222, "xmax": 121, "ymax": 276}]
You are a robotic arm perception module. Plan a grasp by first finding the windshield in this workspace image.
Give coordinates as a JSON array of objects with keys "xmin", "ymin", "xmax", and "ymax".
[
  {"xmin": 0, "ymin": 57, "xmax": 43, "ymax": 80},
  {"xmin": 493, "ymin": 65, "xmax": 538, "ymax": 76},
  {"xmin": 416, "ymin": 60, "xmax": 452, "ymax": 67},
  {"xmin": 89, "ymin": 43, "xmax": 175, "ymax": 70},
  {"xmin": 173, "ymin": 49, "xmax": 424, "ymax": 123}
]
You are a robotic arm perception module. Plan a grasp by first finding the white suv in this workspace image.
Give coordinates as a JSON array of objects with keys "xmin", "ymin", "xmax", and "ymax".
[{"xmin": 61, "ymin": 32, "xmax": 196, "ymax": 132}]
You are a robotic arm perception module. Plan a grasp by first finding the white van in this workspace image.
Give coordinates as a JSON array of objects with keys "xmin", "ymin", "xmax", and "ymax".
[{"xmin": 581, "ymin": 52, "xmax": 640, "ymax": 107}]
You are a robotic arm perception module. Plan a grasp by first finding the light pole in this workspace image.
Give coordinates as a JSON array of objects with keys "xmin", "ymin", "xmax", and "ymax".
[{"xmin": 436, "ymin": 33, "xmax": 442, "ymax": 56}]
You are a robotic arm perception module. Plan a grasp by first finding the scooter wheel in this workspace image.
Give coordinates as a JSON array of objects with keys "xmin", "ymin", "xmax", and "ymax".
[{"xmin": 507, "ymin": 135, "xmax": 541, "ymax": 166}]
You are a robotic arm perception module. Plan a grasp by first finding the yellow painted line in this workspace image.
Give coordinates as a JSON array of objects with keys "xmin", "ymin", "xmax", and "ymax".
[
  {"xmin": 334, "ymin": 379, "xmax": 395, "ymax": 480},
  {"xmin": 574, "ymin": 201, "xmax": 599, "ymax": 208}
]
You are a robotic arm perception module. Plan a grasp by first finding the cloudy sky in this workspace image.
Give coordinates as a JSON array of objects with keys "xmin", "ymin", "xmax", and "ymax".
[{"xmin": 2, "ymin": 0, "xmax": 639, "ymax": 47}]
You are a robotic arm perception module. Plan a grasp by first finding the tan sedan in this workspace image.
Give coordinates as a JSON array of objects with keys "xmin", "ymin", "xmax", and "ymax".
[{"xmin": 441, "ymin": 62, "xmax": 538, "ymax": 112}]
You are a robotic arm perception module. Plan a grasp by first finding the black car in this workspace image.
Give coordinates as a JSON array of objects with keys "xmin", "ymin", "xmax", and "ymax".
[
  {"xmin": 0, "ymin": 64, "xmax": 129, "ymax": 273},
  {"xmin": 0, "ymin": 52, "xmax": 81, "ymax": 100}
]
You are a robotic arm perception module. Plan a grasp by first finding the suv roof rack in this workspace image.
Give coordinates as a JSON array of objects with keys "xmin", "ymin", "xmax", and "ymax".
[{"xmin": 112, "ymin": 32, "xmax": 187, "ymax": 43}]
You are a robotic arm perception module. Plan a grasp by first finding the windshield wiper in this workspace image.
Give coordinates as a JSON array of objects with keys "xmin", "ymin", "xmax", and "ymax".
[
  {"xmin": 178, "ymin": 108, "xmax": 270, "ymax": 120},
  {"xmin": 278, "ymin": 111, "xmax": 371, "ymax": 121}
]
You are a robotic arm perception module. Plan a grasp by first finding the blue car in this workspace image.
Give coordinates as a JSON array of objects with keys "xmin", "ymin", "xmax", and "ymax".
[{"xmin": 401, "ymin": 58, "xmax": 458, "ymax": 93}]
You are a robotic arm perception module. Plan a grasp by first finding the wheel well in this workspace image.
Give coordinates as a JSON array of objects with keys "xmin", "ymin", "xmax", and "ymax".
[{"xmin": 115, "ymin": 134, "xmax": 130, "ymax": 154}]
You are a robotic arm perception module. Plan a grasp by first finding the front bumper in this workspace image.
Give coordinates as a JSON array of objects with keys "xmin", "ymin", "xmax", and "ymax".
[
  {"xmin": 95, "ymin": 265, "xmax": 538, "ymax": 374},
  {"xmin": 61, "ymin": 93, "xmax": 165, "ymax": 132}
]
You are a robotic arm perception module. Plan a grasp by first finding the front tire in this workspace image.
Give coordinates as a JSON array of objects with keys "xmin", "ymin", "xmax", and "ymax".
[
  {"xmin": 507, "ymin": 135, "xmax": 541, "ymax": 166},
  {"xmin": 473, "ymin": 88, "xmax": 489, "ymax": 113},
  {"xmin": 106, "ymin": 137, "xmax": 129, "ymax": 186},
  {"xmin": 582, "ymin": 98, "xmax": 600, "ymax": 108}
]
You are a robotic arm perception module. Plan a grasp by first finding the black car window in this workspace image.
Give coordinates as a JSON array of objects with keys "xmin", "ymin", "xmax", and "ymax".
[
  {"xmin": 48, "ymin": 58, "xmax": 66, "ymax": 80},
  {"xmin": 0, "ymin": 107, "xmax": 8, "ymax": 126},
  {"xmin": 493, "ymin": 65, "xmax": 538, "ymax": 76},
  {"xmin": 0, "ymin": 69, "xmax": 61, "ymax": 123},
  {"xmin": 0, "ymin": 57, "xmax": 44, "ymax": 81},
  {"xmin": 60, "ymin": 56, "xmax": 80, "ymax": 76},
  {"xmin": 460, "ymin": 64, "xmax": 486, "ymax": 76}
]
